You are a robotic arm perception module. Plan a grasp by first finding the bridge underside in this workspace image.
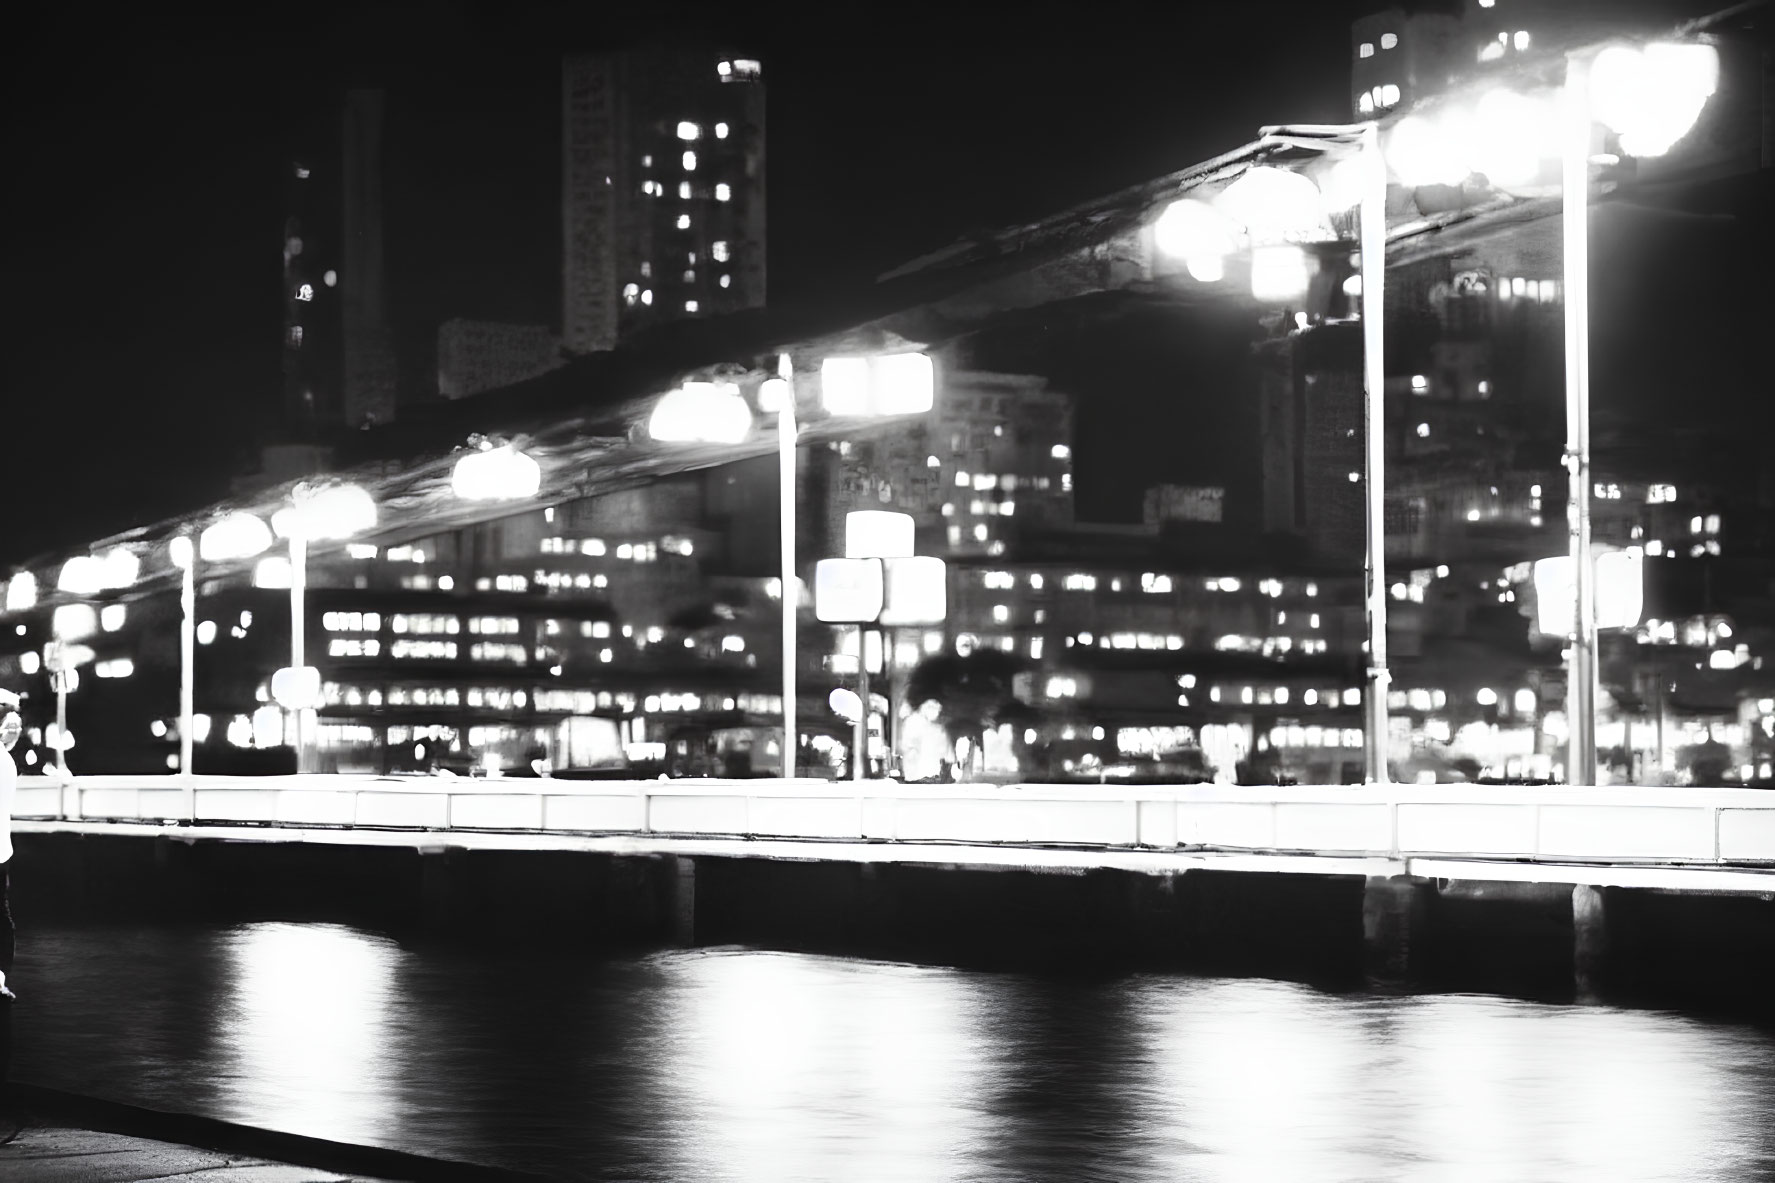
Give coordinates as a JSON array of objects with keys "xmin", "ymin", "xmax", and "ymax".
[{"xmin": 12, "ymin": 823, "xmax": 1773, "ymax": 1015}]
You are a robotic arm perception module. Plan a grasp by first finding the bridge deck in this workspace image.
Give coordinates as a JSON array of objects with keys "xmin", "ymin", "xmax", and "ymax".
[{"xmin": 15, "ymin": 775, "xmax": 1775, "ymax": 894}]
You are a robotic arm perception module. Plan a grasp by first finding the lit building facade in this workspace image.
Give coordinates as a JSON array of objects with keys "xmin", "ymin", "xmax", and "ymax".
[
  {"xmin": 1350, "ymin": 6, "xmax": 1463, "ymax": 118},
  {"xmin": 562, "ymin": 51, "xmax": 766, "ymax": 355}
]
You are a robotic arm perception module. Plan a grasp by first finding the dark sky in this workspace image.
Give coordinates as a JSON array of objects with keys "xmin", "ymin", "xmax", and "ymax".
[{"xmin": 5, "ymin": 1, "xmax": 1377, "ymax": 566}]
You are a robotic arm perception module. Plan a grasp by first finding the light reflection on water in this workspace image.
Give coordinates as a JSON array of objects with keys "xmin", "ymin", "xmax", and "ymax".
[{"xmin": 10, "ymin": 922, "xmax": 1773, "ymax": 1182}]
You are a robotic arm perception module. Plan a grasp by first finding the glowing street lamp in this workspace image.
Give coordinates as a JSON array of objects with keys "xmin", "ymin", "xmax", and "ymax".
[
  {"xmin": 451, "ymin": 441, "xmax": 542, "ymax": 501},
  {"xmin": 1154, "ymin": 125, "xmax": 1393, "ymax": 782},
  {"xmin": 646, "ymin": 354, "xmax": 935, "ymax": 779},
  {"xmin": 648, "ymin": 381, "xmax": 754, "ymax": 445},
  {"xmin": 158, "ymin": 511, "xmax": 276, "ymax": 790},
  {"xmin": 1560, "ymin": 39, "xmax": 1718, "ymax": 784},
  {"xmin": 270, "ymin": 482, "xmax": 377, "ymax": 770}
]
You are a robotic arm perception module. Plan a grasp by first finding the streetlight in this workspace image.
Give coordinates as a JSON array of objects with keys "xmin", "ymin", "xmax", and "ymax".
[
  {"xmin": 1153, "ymin": 127, "xmax": 1394, "ymax": 783},
  {"xmin": 1373, "ymin": 39, "xmax": 1716, "ymax": 783},
  {"xmin": 647, "ymin": 353, "xmax": 934, "ymax": 780},
  {"xmin": 1559, "ymin": 40, "xmax": 1718, "ymax": 784},
  {"xmin": 269, "ymin": 482, "xmax": 377, "ymax": 772},
  {"xmin": 451, "ymin": 439, "xmax": 543, "ymax": 501},
  {"xmin": 173, "ymin": 511, "xmax": 275, "ymax": 791}
]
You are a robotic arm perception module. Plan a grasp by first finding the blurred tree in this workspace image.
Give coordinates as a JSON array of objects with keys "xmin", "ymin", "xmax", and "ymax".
[{"xmin": 904, "ymin": 648, "xmax": 1033, "ymax": 777}]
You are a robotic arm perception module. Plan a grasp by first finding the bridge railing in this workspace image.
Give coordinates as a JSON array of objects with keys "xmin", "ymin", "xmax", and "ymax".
[{"xmin": 15, "ymin": 774, "xmax": 1775, "ymax": 866}]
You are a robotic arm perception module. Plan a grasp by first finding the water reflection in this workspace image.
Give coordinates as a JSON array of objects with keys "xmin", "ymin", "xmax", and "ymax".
[
  {"xmin": 654, "ymin": 949, "xmax": 993, "ymax": 1182},
  {"xmin": 213, "ymin": 923, "xmax": 400, "ymax": 1146},
  {"xmin": 9, "ymin": 925, "xmax": 1774, "ymax": 1181}
]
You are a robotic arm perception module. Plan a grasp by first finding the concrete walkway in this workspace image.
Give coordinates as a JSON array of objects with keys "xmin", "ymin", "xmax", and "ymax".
[
  {"xmin": 0, "ymin": 1084, "xmax": 548, "ymax": 1183},
  {"xmin": 0, "ymin": 1118, "xmax": 392, "ymax": 1182}
]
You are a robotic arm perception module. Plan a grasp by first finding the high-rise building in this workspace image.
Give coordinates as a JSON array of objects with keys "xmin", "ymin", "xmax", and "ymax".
[
  {"xmin": 278, "ymin": 88, "xmax": 398, "ymax": 444},
  {"xmin": 562, "ymin": 50, "xmax": 766, "ymax": 356},
  {"xmin": 340, "ymin": 89, "xmax": 399, "ymax": 428},
  {"xmin": 283, "ymin": 130, "xmax": 342, "ymax": 435},
  {"xmin": 1350, "ymin": 5, "xmax": 1462, "ymax": 118}
]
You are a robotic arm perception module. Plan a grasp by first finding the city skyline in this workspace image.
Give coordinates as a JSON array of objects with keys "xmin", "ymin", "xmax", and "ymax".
[{"xmin": 7, "ymin": 0, "xmax": 1381, "ymax": 564}]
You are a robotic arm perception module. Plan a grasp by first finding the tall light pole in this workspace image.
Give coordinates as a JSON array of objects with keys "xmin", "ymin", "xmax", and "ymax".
[
  {"xmin": 179, "ymin": 512, "xmax": 274, "ymax": 802},
  {"xmin": 651, "ymin": 357, "xmax": 933, "ymax": 780},
  {"xmin": 270, "ymin": 483, "xmax": 376, "ymax": 773},
  {"xmin": 1557, "ymin": 39, "xmax": 1719, "ymax": 783},
  {"xmin": 1561, "ymin": 56, "xmax": 1600, "ymax": 786},
  {"xmin": 169, "ymin": 535, "xmax": 197, "ymax": 805},
  {"xmin": 1357, "ymin": 122, "xmax": 1392, "ymax": 785},
  {"xmin": 1159, "ymin": 125, "xmax": 1393, "ymax": 781},
  {"xmin": 773, "ymin": 354, "xmax": 799, "ymax": 778}
]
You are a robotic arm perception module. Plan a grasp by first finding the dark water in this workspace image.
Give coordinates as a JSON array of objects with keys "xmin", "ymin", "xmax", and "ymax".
[{"xmin": 7, "ymin": 920, "xmax": 1774, "ymax": 1182}]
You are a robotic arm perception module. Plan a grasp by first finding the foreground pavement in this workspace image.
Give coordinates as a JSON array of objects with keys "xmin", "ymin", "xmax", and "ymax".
[
  {"xmin": 0, "ymin": 1084, "xmax": 548, "ymax": 1183},
  {"xmin": 0, "ymin": 1119, "xmax": 394, "ymax": 1182}
]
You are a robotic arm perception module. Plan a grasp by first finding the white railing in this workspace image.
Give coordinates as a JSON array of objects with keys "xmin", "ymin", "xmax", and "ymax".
[{"xmin": 15, "ymin": 775, "xmax": 1775, "ymax": 867}]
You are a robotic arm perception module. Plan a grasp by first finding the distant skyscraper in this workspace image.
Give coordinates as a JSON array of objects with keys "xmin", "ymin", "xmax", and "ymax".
[
  {"xmin": 340, "ymin": 89, "xmax": 398, "ymax": 427},
  {"xmin": 283, "ymin": 148, "xmax": 340, "ymax": 435},
  {"xmin": 562, "ymin": 50, "xmax": 766, "ymax": 356},
  {"xmin": 1350, "ymin": 5, "xmax": 1462, "ymax": 119}
]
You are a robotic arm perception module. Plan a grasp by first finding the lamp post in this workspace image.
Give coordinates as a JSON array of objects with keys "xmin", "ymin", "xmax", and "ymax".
[
  {"xmin": 180, "ymin": 511, "xmax": 275, "ymax": 794},
  {"xmin": 769, "ymin": 354, "xmax": 798, "ymax": 778},
  {"xmin": 1561, "ymin": 56, "xmax": 1600, "ymax": 787},
  {"xmin": 1559, "ymin": 40, "xmax": 1719, "ymax": 784},
  {"xmin": 651, "ymin": 353, "xmax": 934, "ymax": 780},
  {"xmin": 1155, "ymin": 126, "xmax": 1393, "ymax": 782},
  {"xmin": 270, "ymin": 483, "xmax": 376, "ymax": 772}
]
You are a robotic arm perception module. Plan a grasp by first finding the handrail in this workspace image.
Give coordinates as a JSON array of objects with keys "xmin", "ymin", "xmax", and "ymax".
[{"xmin": 14, "ymin": 775, "xmax": 1774, "ymax": 869}]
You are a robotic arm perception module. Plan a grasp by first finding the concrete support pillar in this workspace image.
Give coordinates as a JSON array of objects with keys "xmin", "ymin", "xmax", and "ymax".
[
  {"xmin": 1572, "ymin": 883, "xmax": 1610, "ymax": 1002},
  {"xmin": 671, "ymin": 856, "xmax": 696, "ymax": 947},
  {"xmin": 1362, "ymin": 876, "xmax": 1432, "ymax": 986},
  {"xmin": 419, "ymin": 848, "xmax": 456, "ymax": 932}
]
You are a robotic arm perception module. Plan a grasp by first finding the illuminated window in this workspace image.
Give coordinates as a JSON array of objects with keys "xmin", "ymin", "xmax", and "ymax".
[
  {"xmin": 1379, "ymin": 84, "xmax": 1400, "ymax": 107},
  {"xmin": 682, "ymin": 150, "xmax": 697, "ymax": 171},
  {"xmin": 732, "ymin": 59, "xmax": 761, "ymax": 77},
  {"xmin": 641, "ymin": 262, "xmax": 652, "ymax": 277},
  {"xmin": 712, "ymin": 241, "xmax": 730, "ymax": 262},
  {"xmin": 715, "ymin": 183, "xmax": 731, "ymax": 201},
  {"xmin": 1358, "ymin": 92, "xmax": 1375, "ymax": 115},
  {"xmin": 992, "ymin": 604, "xmax": 1010, "ymax": 623},
  {"xmin": 1063, "ymin": 574, "xmax": 1096, "ymax": 591},
  {"xmin": 623, "ymin": 283, "xmax": 639, "ymax": 304},
  {"xmin": 295, "ymin": 283, "xmax": 313, "ymax": 302},
  {"xmin": 1513, "ymin": 30, "xmax": 1530, "ymax": 50},
  {"xmin": 642, "ymin": 289, "xmax": 653, "ymax": 306},
  {"xmin": 677, "ymin": 214, "xmax": 691, "ymax": 230},
  {"xmin": 973, "ymin": 524, "xmax": 988, "ymax": 541},
  {"xmin": 678, "ymin": 181, "xmax": 692, "ymax": 199},
  {"xmin": 719, "ymin": 274, "xmax": 731, "ymax": 288},
  {"xmin": 715, "ymin": 122, "xmax": 730, "ymax": 139},
  {"xmin": 1359, "ymin": 42, "xmax": 1374, "ymax": 58},
  {"xmin": 287, "ymin": 325, "xmax": 303, "ymax": 347},
  {"xmin": 1380, "ymin": 32, "xmax": 1397, "ymax": 49},
  {"xmin": 1416, "ymin": 422, "xmax": 1430, "ymax": 438},
  {"xmin": 1141, "ymin": 573, "xmax": 1172, "ymax": 594},
  {"xmin": 685, "ymin": 300, "xmax": 699, "ymax": 312},
  {"xmin": 676, "ymin": 121, "xmax": 700, "ymax": 140},
  {"xmin": 683, "ymin": 269, "xmax": 696, "ymax": 283}
]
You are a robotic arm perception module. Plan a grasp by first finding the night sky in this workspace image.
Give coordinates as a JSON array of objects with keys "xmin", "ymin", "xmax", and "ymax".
[{"xmin": 6, "ymin": 1, "xmax": 1408, "ymax": 566}]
